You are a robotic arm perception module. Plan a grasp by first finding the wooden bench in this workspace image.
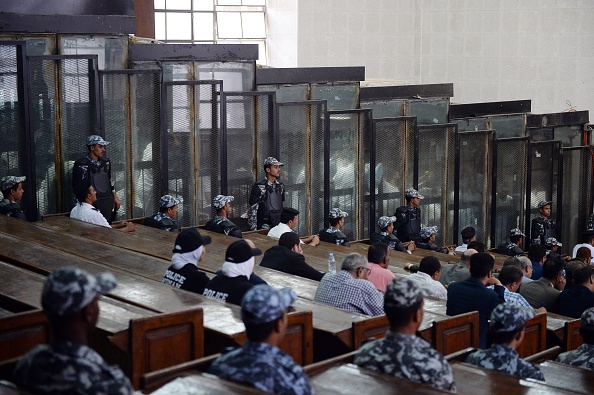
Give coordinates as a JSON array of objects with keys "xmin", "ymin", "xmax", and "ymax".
[
  {"xmin": 546, "ymin": 312, "xmax": 582, "ymax": 351},
  {"xmin": 538, "ymin": 360, "xmax": 594, "ymax": 395},
  {"xmin": 146, "ymin": 372, "xmax": 268, "ymax": 394},
  {"xmin": 0, "ymin": 307, "xmax": 50, "ymax": 362}
]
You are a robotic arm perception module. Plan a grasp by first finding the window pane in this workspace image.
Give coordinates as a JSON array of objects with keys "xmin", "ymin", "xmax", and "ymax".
[
  {"xmin": 243, "ymin": 0, "xmax": 265, "ymax": 5},
  {"xmin": 241, "ymin": 12, "xmax": 265, "ymax": 38},
  {"xmin": 217, "ymin": 12, "xmax": 242, "ymax": 39},
  {"xmin": 166, "ymin": 13, "xmax": 192, "ymax": 40},
  {"xmin": 155, "ymin": 12, "xmax": 166, "ymax": 40},
  {"xmin": 166, "ymin": 0, "xmax": 192, "ymax": 10},
  {"xmin": 154, "ymin": 0, "xmax": 166, "ymax": 9},
  {"xmin": 194, "ymin": 12, "xmax": 214, "ymax": 41},
  {"xmin": 217, "ymin": 0, "xmax": 239, "ymax": 5},
  {"xmin": 193, "ymin": 0, "xmax": 214, "ymax": 11}
]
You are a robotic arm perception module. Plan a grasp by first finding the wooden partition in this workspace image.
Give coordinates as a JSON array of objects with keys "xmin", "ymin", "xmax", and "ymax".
[
  {"xmin": 0, "ymin": 309, "xmax": 50, "ymax": 362},
  {"xmin": 564, "ymin": 318, "xmax": 583, "ymax": 351},
  {"xmin": 432, "ymin": 311, "xmax": 479, "ymax": 355},
  {"xmin": 141, "ymin": 354, "xmax": 219, "ymax": 393},
  {"xmin": 351, "ymin": 315, "xmax": 389, "ymax": 350},
  {"xmin": 282, "ymin": 310, "xmax": 314, "ymax": 365},
  {"xmin": 517, "ymin": 312, "xmax": 546, "ymax": 358}
]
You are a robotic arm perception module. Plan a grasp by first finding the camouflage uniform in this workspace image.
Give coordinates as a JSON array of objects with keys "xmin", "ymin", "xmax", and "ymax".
[
  {"xmin": 496, "ymin": 228, "xmax": 525, "ymax": 256},
  {"xmin": 208, "ymin": 285, "xmax": 314, "ymax": 395},
  {"xmin": 556, "ymin": 307, "xmax": 594, "ymax": 369},
  {"xmin": 145, "ymin": 195, "xmax": 183, "ymax": 232},
  {"xmin": 354, "ymin": 278, "xmax": 457, "ymax": 392},
  {"xmin": 205, "ymin": 195, "xmax": 242, "ymax": 238},
  {"xmin": 465, "ymin": 303, "xmax": 544, "ymax": 381},
  {"xmin": 319, "ymin": 208, "xmax": 350, "ymax": 246},
  {"xmin": 0, "ymin": 175, "xmax": 26, "ymax": 220},
  {"xmin": 370, "ymin": 216, "xmax": 409, "ymax": 253},
  {"xmin": 417, "ymin": 225, "xmax": 449, "ymax": 254}
]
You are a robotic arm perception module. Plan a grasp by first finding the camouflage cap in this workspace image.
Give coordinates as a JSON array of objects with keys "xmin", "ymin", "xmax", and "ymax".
[
  {"xmin": 212, "ymin": 195, "xmax": 234, "ymax": 209},
  {"xmin": 378, "ymin": 215, "xmax": 397, "ymax": 229},
  {"xmin": 264, "ymin": 157, "xmax": 284, "ymax": 167},
  {"xmin": 545, "ymin": 237, "xmax": 562, "ymax": 247},
  {"xmin": 86, "ymin": 135, "xmax": 110, "ymax": 146},
  {"xmin": 581, "ymin": 307, "xmax": 594, "ymax": 328},
  {"xmin": 420, "ymin": 225, "xmax": 438, "ymax": 240},
  {"xmin": 384, "ymin": 277, "xmax": 423, "ymax": 309},
  {"xmin": 160, "ymin": 195, "xmax": 183, "ymax": 208},
  {"xmin": 41, "ymin": 267, "xmax": 117, "ymax": 317},
  {"xmin": 537, "ymin": 200, "xmax": 553, "ymax": 209},
  {"xmin": 241, "ymin": 284, "xmax": 297, "ymax": 324},
  {"xmin": 329, "ymin": 207, "xmax": 348, "ymax": 219},
  {"xmin": 0, "ymin": 175, "xmax": 26, "ymax": 191},
  {"xmin": 404, "ymin": 188, "xmax": 424, "ymax": 199},
  {"xmin": 510, "ymin": 228, "xmax": 525, "ymax": 238},
  {"xmin": 489, "ymin": 303, "xmax": 535, "ymax": 333}
]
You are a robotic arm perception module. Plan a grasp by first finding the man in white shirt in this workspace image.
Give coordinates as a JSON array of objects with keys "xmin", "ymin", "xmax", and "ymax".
[
  {"xmin": 267, "ymin": 207, "xmax": 319, "ymax": 246},
  {"xmin": 455, "ymin": 226, "xmax": 476, "ymax": 253},
  {"xmin": 407, "ymin": 256, "xmax": 447, "ymax": 299},
  {"xmin": 70, "ymin": 181, "xmax": 134, "ymax": 232},
  {"xmin": 573, "ymin": 229, "xmax": 594, "ymax": 266}
]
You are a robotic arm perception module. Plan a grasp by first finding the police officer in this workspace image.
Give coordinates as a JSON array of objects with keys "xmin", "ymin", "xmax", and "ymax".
[
  {"xmin": 248, "ymin": 157, "xmax": 285, "ymax": 230},
  {"xmin": 145, "ymin": 195, "xmax": 183, "ymax": 232},
  {"xmin": 354, "ymin": 278, "xmax": 456, "ymax": 391},
  {"xmin": 319, "ymin": 207, "xmax": 350, "ymax": 246},
  {"xmin": 497, "ymin": 228, "xmax": 525, "ymax": 256},
  {"xmin": 370, "ymin": 215, "xmax": 415, "ymax": 254},
  {"xmin": 417, "ymin": 226, "xmax": 455, "ymax": 254},
  {"xmin": 556, "ymin": 307, "xmax": 594, "ymax": 369},
  {"xmin": 208, "ymin": 285, "xmax": 314, "ymax": 394},
  {"xmin": 465, "ymin": 303, "xmax": 544, "ymax": 380},
  {"xmin": 531, "ymin": 200, "xmax": 556, "ymax": 246},
  {"xmin": 13, "ymin": 268, "xmax": 133, "ymax": 394},
  {"xmin": 0, "ymin": 175, "xmax": 26, "ymax": 220},
  {"xmin": 72, "ymin": 135, "xmax": 119, "ymax": 223},
  {"xmin": 393, "ymin": 188, "xmax": 423, "ymax": 243},
  {"xmin": 205, "ymin": 195, "xmax": 242, "ymax": 238}
]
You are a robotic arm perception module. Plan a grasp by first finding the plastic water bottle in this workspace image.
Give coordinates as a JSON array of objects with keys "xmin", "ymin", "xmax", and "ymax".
[{"xmin": 328, "ymin": 253, "xmax": 336, "ymax": 275}]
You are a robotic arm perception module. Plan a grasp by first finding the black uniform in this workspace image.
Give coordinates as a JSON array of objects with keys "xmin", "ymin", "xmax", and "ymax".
[
  {"xmin": 394, "ymin": 205, "xmax": 422, "ymax": 243},
  {"xmin": 162, "ymin": 263, "xmax": 210, "ymax": 295},
  {"xmin": 0, "ymin": 199, "xmax": 26, "ymax": 220},
  {"xmin": 260, "ymin": 246, "xmax": 324, "ymax": 281},
  {"xmin": 318, "ymin": 227, "xmax": 350, "ymax": 247},
  {"xmin": 205, "ymin": 215, "xmax": 242, "ymax": 238},
  {"xmin": 72, "ymin": 156, "xmax": 114, "ymax": 223},
  {"xmin": 530, "ymin": 216, "xmax": 556, "ymax": 246},
  {"xmin": 202, "ymin": 275, "xmax": 254, "ymax": 305},
  {"xmin": 417, "ymin": 241, "xmax": 449, "ymax": 254},
  {"xmin": 497, "ymin": 242, "xmax": 524, "ymax": 257},
  {"xmin": 248, "ymin": 179, "xmax": 285, "ymax": 230},
  {"xmin": 370, "ymin": 232, "xmax": 407, "ymax": 252},
  {"xmin": 145, "ymin": 212, "xmax": 179, "ymax": 232}
]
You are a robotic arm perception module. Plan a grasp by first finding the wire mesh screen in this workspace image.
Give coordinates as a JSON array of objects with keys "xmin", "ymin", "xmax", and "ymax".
[
  {"xmin": 163, "ymin": 81, "xmax": 222, "ymax": 227},
  {"xmin": 408, "ymin": 99, "xmax": 449, "ymax": 125},
  {"xmin": 453, "ymin": 117, "xmax": 488, "ymax": 132},
  {"xmin": 257, "ymin": 84, "xmax": 308, "ymax": 102},
  {"xmin": 554, "ymin": 125, "xmax": 583, "ymax": 147},
  {"xmin": 371, "ymin": 117, "xmax": 416, "ymax": 225},
  {"xmin": 493, "ymin": 138, "xmax": 528, "ymax": 247},
  {"xmin": 360, "ymin": 99, "xmax": 405, "ymax": 119},
  {"xmin": 311, "ymin": 83, "xmax": 358, "ymax": 111},
  {"xmin": 489, "ymin": 114, "xmax": 526, "ymax": 138},
  {"xmin": 527, "ymin": 127, "xmax": 554, "ymax": 142},
  {"xmin": 457, "ymin": 130, "xmax": 493, "ymax": 246},
  {"xmin": 196, "ymin": 61, "xmax": 254, "ymax": 92},
  {"xmin": 415, "ymin": 124, "xmax": 457, "ymax": 246},
  {"xmin": 224, "ymin": 92, "xmax": 275, "ymax": 229},
  {"xmin": 526, "ymin": 141, "xmax": 560, "ymax": 244},
  {"xmin": 560, "ymin": 147, "xmax": 593, "ymax": 248},
  {"xmin": 277, "ymin": 101, "xmax": 326, "ymax": 236}
]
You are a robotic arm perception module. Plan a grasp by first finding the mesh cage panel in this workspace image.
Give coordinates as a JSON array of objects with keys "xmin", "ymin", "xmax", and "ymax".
[
  {"xmin": 359, "ymin": 111, "xmax": 372, "ymax": 239},
  {"xmin": 489, "ymin": 114, "xmax": 526, "ymax": 138},
  {"xmin": 371, "ymin": 117, "xmax": 415, "ymax": 228},
  {"xmin": 278, "ymin": 102, "xmax": 326, "ymax": 236},
  {"xmin": 29, "ymin": 58, "xmax": 59, "ymax": 217},
  {"xmin": 416, "ymin": 124, "xmax": 456, "ymax": 246},
  {"xmin": 457, "ymin": 131, "xmax": 492, "ymax": 246},
  {"xmin": 195, "ymin": 61, "xmax": 254, "ymax": 92},
  {"xmin": 527, "ymin": 141, "xmax": 560, "ymax": 244},
  {"xmin": 527, "ymin": 127, "xmax": 554, "ymax": 142},
  {"xmin": 360, "ymin": 99, "xmax": 405, "ymax": 118},
  {"xmin": 224, "ymin": 92, "xmax": 274, "ymax": 229},
  {"xmin": 311, "ymin": 83, "xmax": 358, "ymax": 111},
  {"xmin": 102, "ymin": 73, "xmax": 129, "ymax": 220},
  {"xmin": 493, "ymin": 138, "xmax": 528, "ymax": 247},
  {"xmin": 554, "ymin": 125, "xmax": 583, "ymax": 147},
  {"xmin": 59, "ymin": 57, "xmax": 98, "ymax": 213},
  {"xmin": 408, "ymin": 99, "xmax": 449, "ymax": 125},
  {"xmin": 257, "ymin": 84, "xmax": 308, "ymax": 102},
  {"xmin": 453, "ymin": 117, "xmax": 488, "ymax": 132},
  {"xmin": 561, "ymin": 147, "xmax": 593, "ymax": 248},
  {"xmin": 130, "ymin": 72, "xmax": 161, "ymax": 218}
]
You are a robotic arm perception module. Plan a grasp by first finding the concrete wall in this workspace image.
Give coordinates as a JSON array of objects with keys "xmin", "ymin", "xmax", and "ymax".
[{"xmin": 267, "ymin": 0, "xmax": 594, "ymax": 115}]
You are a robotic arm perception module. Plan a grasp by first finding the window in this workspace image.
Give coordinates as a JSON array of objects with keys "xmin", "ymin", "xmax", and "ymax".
[{"xmin": 154, "ymin": 0, "xmax": 267, "ymax": 64}]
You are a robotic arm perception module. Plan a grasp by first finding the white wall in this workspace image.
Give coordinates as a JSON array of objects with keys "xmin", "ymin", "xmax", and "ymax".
[{"xmin": 267, "ymin": 0, "xmax": 594, "ymax": 115}]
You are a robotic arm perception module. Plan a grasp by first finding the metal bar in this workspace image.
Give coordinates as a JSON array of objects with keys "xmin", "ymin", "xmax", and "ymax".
[
  {"xmin": 99, "ymin": 69, "xmax": 162, "ymax": 76},
  {"xmin": 89, "ymin": 58, "xmax": 102, "ymax": 136},
  {"xmin": 129, "ymin": 43, "xmax": 259, "ymax": 62},
  {"xmin": 557, "ymin": 147, "xmax": 564, "ymax": 243},
  {"xmin": 27, "ymin": 55, "xmax": 100, "ymax": 61},
  {"xmin": 256, "ymin": 67, "xmax": 365, "ymax": 85},
  {"xmin": 491, "ymin": 137, "xmax": 499, "ymax": 248},
  {"xmin": 449, "ymin": 100, "xmax": 532, "ymax": 119},
  {"xmin": 369, "ymin": 118, "xmax": 377, "ymax": 236},
  {"xmin": 360, "ymin": 83, "xmax": 454, "ymax": 101},
  {"xmin": 220, "ymin": 85, "xmax": 228, "ymax": 195},
  {"xmin": 323, "ymin": 111, "xmax": 330, "ymax": 230},
  {"xmin": 160, "ymin": 77, "xmax": 169, "ymax": 195},
  {"xmin": 453, "ymin": 128, "xmax": 461, "ymax": 245},
  {"xmin": 0, "ymin": 14, "xmax": 135, "ymax": 34}
]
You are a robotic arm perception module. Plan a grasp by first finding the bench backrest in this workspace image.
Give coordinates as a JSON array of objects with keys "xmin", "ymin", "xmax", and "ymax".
[
  {"xmin": 517, "ymin": 312, "xmax": 547, "ymax": 358},
  {"xmin": 0, "ymin": 309, "xmax": 50, "ymax": 362},
  {"xmin": 433, "ymin": 311, "xmax": 479, "ymax": 355}
]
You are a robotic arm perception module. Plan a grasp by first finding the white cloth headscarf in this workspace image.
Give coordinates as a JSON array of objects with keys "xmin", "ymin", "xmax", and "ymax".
[
  {"xmin": 221, "ymin": 256, "xmax": 254, "ymax": 280},
  {"xmin": 171, "ymin": 245, "xmax": 204, "ymax": 270}
]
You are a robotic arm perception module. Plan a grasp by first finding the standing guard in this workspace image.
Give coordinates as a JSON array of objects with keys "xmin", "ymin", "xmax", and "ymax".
[
  {"xmin": 393, "ymin": 188, "xmax": 423, "ymax": 243},
  {"xmin": 248, "ymin": 157, "xmax": 285, "ymax": 230},
  {"xmin": 531, "ymin": 200, "xmax": 556, "ymax": 246}
]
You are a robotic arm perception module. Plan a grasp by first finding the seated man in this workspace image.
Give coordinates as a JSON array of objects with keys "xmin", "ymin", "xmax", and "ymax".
[
  {"xmin": 417, "ymin": 226, "xmax": 455, "ymax": 254},
  {"xmin": 572, "ymin": 229, "xmax": 594, "ymax": 266},
  {"xmin": 497, "ymin": 228, "xmax": 525, "ymax": 257},
  {"xmin": 447, "ymin": 252, "xmax": 506, "ymax": 348},
  {"xmin": 516, "ymin": 256, "xmax": 534, "ymax": 283},
  {"xmin": 204, "ymin": 194, "xmax": 242, "ymax": 238},
  {"xmin": 465, "ymin": 303, "xmax": 544, "ymax": 381},
  {"xmin": 260, "ymin": 232, "xmax": 324, "ymax": 281},
  {"xmin": 455, "ymin": 226, "xmax": 476, "ymax": 253},
  {"xmin": 0, "ymin": 175, "xmax": 27, "ymax": 220},
  {"xmin": 203, "ymin": 240, "xmax": 262, "ymax": 305},
  {"xmin": 527, "ymin": 244, "xmax": 547, "ymax": 280},
  {"xmin": 370, "ymin": 216, "xmax": 415, "ymax": 254},
  {"xmin": 556, "ymin": 307, "xmax": 594, "ymax": 369},
  {"xmin": 519, "ymin": 258, "xmax": 566, "ymax": 312},
  {"xmin": 267, "ymin": 207, "xmax": 319, "ymax": 246},
  {"xmin": 144, "ymin": 194, "xmax": 183, "ymax": 232},
  {"xmin": 440, "ymin": 249, "xmax": 477, "ymax": 286},
  {"xmin": 319, "ymin": 207, "xmax": 350, "ymax": 246},
  {"xmin": 545, "ymin": 237, "xmax": 562, "ymax": 255},
  {"xmin": 491, "ymin": 265, "xmax": 535, "ymax": 310},
  {"xmin": 314, "ymin": 253, "xmax": 384, "ymax": 316},
  {"xmin": 163, "ymin": 228, "xmax": 212, "ymax": 294},
  {"xmin": 70, "ymin": 181, "xmax": 134, "ymax": 232},
  {"xmin": 208, "ymin": 285, "xmax": 313, "ymax": 394},
  {"xmin": 367, "ymin": 242, "xmax": 396, "ymax": 292},
  {"xmin": 13, "ymin": 267, "xmax": 133, "ymax": 394},
  {"xmin": 407, "ymin": 256, "xmax": 447, "ymax": 299},
  {"xmin": 557, "ymin": 266, "xmax": 594, "ymax": 318},
  {"xmin": 354, "ymin": 278, "xmax": 456, "ymax": 392}
]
